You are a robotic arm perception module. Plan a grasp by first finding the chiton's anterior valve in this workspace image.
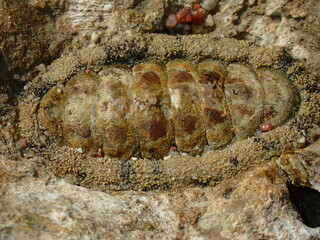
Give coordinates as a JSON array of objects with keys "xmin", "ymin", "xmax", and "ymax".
[{"xmin": 39, "ymin": 60, "xmax": 298, "ymax": 159}]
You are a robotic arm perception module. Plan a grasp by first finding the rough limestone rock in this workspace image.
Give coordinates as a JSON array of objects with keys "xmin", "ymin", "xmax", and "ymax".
[
  {"xmin": 1, "ymin": 154, "xmax": 320, "ymax": 239},
  {"xmin": 0, "ymin": 0, "xmax": 320, "ymax": 239}
]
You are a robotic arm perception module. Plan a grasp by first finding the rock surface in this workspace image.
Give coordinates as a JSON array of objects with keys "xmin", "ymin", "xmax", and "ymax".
[
  {"xmin": 1, "ymin": 155, "xmax": 320, "ymax": 239},
  {"xmin": 0, "ymin": 0, "xmax": 320, "ymax": 239},
  {"xmin": 1, "ymin": 0, "xmax": 320, "ymax": 73}
]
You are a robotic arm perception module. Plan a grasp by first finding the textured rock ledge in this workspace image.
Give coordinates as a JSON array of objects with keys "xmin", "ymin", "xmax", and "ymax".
[
  {"xmin": 0, "ymin": 0, "xmax": 320, "ymax": 239},
  {"xmin": 1, "ymin": 144, "xmax": 320, "ymax": 239}
]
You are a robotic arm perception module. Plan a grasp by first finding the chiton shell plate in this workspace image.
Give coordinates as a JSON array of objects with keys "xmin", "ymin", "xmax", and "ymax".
[{"xmin": 39, "ymin": 60, "xmax": 298, "ymax": 159}]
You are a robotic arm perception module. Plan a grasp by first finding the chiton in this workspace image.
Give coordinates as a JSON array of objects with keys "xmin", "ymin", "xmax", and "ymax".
[{"xmin": 39, "ymin": 60, "xmax": 298, "ymax": 159}]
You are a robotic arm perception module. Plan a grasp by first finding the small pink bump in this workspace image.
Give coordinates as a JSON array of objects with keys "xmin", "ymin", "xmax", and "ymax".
[
  {"xmin": 166, "ymin": 14, "xmax": 178, "ymax": 29},
  {"xmin": 96, "ymin": 148, "xmax": 104, "ymax": 157},
  {"xmin": 259, "ymin": 122, "xmax": 273, "ymax": 132}
]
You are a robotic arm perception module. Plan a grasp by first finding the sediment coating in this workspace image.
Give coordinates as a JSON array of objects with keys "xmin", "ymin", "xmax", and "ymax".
[
  {"xmin": 197, "ymin": 60, "xmax": 234, "ymax": 149},
  {"xmin": 97, "ymin": 68, "xmax": 137, "ymax": 159},
  {"xmin": 167, "ymin": 60, "xmax": 206, "ymax": 155},
  {"xmin": 132, "ymin": 62, "xmax": 174, "ymax": 159},
  {"xmin": 225, "ymin": 64, "xmax": 264, "ymax": 139}
]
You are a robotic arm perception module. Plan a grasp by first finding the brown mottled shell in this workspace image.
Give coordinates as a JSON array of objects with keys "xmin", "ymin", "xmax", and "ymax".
[
  {"xmin": 225, "ymin": 64, "xmax": 264, "ymax": 139},
  {"xmin": 39, "ymin": 60, "xmax": 298, "ymax": 159}
]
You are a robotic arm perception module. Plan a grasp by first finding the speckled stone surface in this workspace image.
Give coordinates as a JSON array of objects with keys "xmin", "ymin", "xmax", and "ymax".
[{"xmin": 0, "ymin": 0, "xmax": 320, "ymax": 239}]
